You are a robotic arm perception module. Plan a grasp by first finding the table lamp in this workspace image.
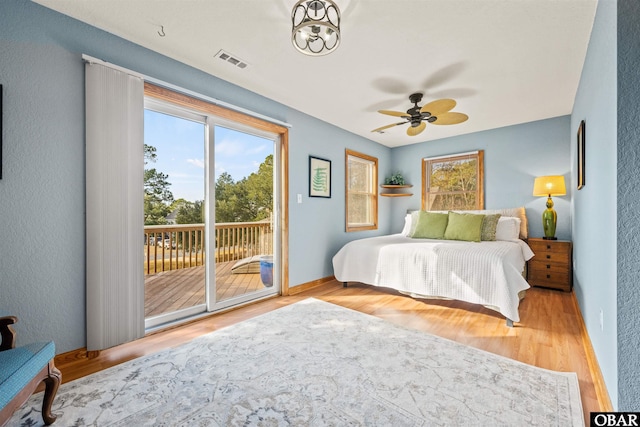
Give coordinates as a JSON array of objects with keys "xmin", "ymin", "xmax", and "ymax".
[{"xmin": 533, "ymin": 175, "xmax": 566, "ymax": 240}]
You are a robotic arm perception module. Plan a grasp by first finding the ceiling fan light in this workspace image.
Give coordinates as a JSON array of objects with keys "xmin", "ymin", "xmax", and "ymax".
[
  {"xmin": 291, "ymin": 0, "xmax": 341, "ymax": 56},
  {"xmin": 372, "ymin": 94, "xmax": 468, "ymax": 137},
  {"xmin": 324, "ymin": 28, "xmax": 334, "ymax": 40}
]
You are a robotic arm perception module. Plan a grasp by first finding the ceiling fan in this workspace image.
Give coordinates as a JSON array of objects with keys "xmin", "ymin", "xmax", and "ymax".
[{"xmin": 372, "ymin": 93, "xmax": 469, "ymax": 136}]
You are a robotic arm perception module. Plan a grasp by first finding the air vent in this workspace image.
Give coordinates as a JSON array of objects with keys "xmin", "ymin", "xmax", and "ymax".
[{"xmin": 215, "ymin": 50, "xmax": 248, "ymax": 69}]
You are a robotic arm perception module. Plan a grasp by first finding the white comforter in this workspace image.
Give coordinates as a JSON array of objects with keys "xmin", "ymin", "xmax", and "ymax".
[{"xmin": 332, "ymin": 234, "xmax": 534, "ymax": 322}]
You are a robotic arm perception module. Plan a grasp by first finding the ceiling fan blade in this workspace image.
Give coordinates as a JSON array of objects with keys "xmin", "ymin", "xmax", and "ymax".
[
  {"xmin": 420, "ymin": 98, "xmax": 456, "ymax": 115},
  {"xmin": 378, "ymin": 110, "xmax": 411, "ymax": 118},
  {"xmin": 371, "ymin": 121, "xmax": 407, "ymax": 133},
  {"xmin": 432, "ymin": 112, "xmax": 469, "ymax": 125},
  {"xmin": 406, "ymin": 122, "xmax": 426, "ymax": 136}
]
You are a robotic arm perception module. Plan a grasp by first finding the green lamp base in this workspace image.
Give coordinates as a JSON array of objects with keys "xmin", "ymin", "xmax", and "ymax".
[{"xmin": 542, "ymin": 196, "xmax": 558, "ymax": 240}]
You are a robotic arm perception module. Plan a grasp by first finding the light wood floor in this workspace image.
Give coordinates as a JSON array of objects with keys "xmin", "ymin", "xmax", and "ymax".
[{"xmin": 56, "ymin": 281, "xmax": 606, "ymax": 424}]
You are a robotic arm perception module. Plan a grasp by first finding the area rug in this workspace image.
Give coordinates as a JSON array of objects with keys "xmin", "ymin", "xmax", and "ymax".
[{"xmin": 11, "ymin": 298, "xmax": 584, "ymax": 426}]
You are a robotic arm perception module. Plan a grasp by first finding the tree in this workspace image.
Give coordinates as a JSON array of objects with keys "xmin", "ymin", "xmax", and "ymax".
[
  {"xmin": 244, "ymin": 154, "xmax": 273, "ymax": 221},
  {"xmin": 214, "ymin": 172, "xmax": 243, "ymax": 223},
  {"xmin": 176, "ymin": 200, "xmax": 204, "ymax": 224},
  {"xmin": 175, "ymin": 200, "xmax": 205, "ymax": 250},
  {"xmin": 144, "ymin": 144, "xmax": 174, "ymax": 225},
  {"xmin": 171, "ymin": 198, "xmax": 189, "ymax": 211},
  {"xmin": 213, "ymin": 155, "xmax": 273, "ymax": 223},
  {"xmin": 430, "ymin": 159, "xmax": 478, "ymax": 210},
  {"xmin": 215, "ymin": 172, "xmax": 235, "ymax": 205}
]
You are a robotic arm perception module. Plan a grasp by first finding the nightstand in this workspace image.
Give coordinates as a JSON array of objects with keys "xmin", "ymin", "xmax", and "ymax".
[{"xmin": 527, "ymin": 238, "xmax": 573, "ymax": 292}]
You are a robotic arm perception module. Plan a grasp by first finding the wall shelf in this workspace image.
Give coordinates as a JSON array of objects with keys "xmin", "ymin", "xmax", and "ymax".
[
  {"xmin": 380, "ymin": 184, "xmax": 413, "ymax": 197},
  {"xmin": 380, "ymin": 193, "xmax": 412, "ymax": 197}
]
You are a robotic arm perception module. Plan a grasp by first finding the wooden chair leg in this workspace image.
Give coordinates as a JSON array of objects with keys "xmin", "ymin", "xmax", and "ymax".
[{"xmin": 41, "ymin": 360, "xmax": 61, "ymax": 425}]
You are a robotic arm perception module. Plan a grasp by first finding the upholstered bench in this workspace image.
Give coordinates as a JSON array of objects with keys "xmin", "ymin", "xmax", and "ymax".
[{"xmin": 0, "ymin": 314, "xmax": 61, "ymax": 426}]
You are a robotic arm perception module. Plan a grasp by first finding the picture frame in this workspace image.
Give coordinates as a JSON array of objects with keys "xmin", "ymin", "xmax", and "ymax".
[
  {"xmin": 309, "ymin": 155, "xmax": 331, "ymax": 198},
  {"xmin": 577, "ymin": 120, "xmax": 585, "ymax": 190}
]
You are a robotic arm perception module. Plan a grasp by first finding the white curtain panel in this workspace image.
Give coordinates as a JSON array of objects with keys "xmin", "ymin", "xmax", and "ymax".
[{"xmin": 85, "ymin": 62, "xmax": 144, "ymax": 351}]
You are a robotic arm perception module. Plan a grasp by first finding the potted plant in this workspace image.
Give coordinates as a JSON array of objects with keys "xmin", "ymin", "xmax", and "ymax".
[{"xmin": 384, "ymin": 172, "xmax": 406, "ymax": 185}]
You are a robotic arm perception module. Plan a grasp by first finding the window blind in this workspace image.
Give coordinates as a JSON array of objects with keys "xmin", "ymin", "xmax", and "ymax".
[{"xmin": 85, "ymin": 62, "xmax": 145, "ymax": 351}]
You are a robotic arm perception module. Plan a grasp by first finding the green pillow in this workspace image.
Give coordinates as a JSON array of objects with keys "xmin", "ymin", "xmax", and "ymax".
[
  {"xmin": 481, "ymin": 214, "xmax": 502, "ymax": 241},
  {"xmin": 443, "ymin": 212, "xmax": 485, "ymax": 242},
  {"xmin": 409, "ymin": 211, "xmax": 449, "ymax": 239}
]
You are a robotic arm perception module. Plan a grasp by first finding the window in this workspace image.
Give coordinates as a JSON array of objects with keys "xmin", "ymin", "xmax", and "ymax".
[
  {"xmin": 422, "ymin": 150, "xmax": 484, "ymax": 211},
  {"xmin": 346, "ymin": 149, "xmax": 378, "ymax": 231}
]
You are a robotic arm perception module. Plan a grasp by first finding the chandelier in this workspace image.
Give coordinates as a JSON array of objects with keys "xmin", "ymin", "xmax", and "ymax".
[{"xmin": 291, "ymin": 0, "xmax": 341, "ymax": 56}]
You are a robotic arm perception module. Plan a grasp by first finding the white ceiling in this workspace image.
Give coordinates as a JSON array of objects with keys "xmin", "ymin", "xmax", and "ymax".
[{"xmin": 34, "ymin": 0, "xmax": 596, "ymax": 148}]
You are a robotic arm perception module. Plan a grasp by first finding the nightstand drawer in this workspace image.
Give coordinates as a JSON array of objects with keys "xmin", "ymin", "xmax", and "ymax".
[
  {"xmin": 529, "ymin": 262, "xmax": 569, "ymax": 275},
  {"xmin": 531, "ymin": 251, "xmax": 570, "ymax": 265},
  {"xmin": 528, "ymin": 269, "xmax": 571, "ymax": 285},
  {"xmin": 528, "ymin": 240, "xmax": 571, "ymax": 254}
]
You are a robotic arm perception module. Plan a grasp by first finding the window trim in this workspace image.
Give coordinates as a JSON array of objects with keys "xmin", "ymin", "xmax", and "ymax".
[
  {"xmin": 421, "ymin": 150, "xmax": 484, "ymax": 211},
  {"xmin": 345, "ymin": 149, "xmax": 378, "ymax": 232}
]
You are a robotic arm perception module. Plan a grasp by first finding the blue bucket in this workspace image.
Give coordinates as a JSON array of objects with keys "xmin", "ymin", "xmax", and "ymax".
[{"xmin": 259, "ymin": 255, "xmax": 274, "ymax": 287}]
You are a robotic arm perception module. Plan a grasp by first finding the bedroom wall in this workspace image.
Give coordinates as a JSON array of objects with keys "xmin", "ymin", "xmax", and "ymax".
[
  {"xmin": 0, "ymin": 0, "xmax": 391, "ymax": 353},
  {"xmin": 616, "ymin": 0, "xmax": 640, "ymax": 411},
  {"xmin": 389, "ymin": 116, "xmax": 572, "ymax": 240},
  {"xmin": 571, "ymin": 0, "xmax": 618, "ymax": 409}
]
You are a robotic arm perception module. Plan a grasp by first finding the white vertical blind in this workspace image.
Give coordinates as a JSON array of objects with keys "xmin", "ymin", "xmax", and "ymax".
[{"xmin": 85, "ymin": 62, "xmax": 144, "ymax": 351}]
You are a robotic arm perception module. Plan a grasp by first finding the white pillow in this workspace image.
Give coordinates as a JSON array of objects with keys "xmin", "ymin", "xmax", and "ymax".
[
  {"xmin": 401, "ymin": 214, "xmax": 412, "ymax": 235},
  {"xmin": 401, "ymin": 211, "xmax": 420, "ymax": 236},
  {"xmin": 495, "ymin": 217, "xmax": 521, "ymax": 241}
]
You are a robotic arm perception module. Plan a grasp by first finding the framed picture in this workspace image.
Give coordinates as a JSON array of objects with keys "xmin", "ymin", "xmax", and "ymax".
[
  {"xmin": 577, "ymin": 120, "xmax": 585, "ymax": 190},
  {"xmin": 309, "ymin": 156, "xmax": 331, "ymax": 198}
]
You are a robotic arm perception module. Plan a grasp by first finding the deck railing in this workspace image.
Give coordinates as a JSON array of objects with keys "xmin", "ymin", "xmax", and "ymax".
[{"xmin": 144, "ymin": 220, "xmax": 272, "ymax": 275}]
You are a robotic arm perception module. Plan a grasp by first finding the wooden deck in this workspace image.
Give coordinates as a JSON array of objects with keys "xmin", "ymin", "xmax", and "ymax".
[{"xmin": 144, "ymin": 261, "xmax": 265, "ymax": 317}]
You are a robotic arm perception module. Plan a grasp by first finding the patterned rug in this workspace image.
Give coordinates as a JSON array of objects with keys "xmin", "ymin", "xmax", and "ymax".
[{"xmin": 12, "ymin": 298, "xmax": 584, "ymax": 426}]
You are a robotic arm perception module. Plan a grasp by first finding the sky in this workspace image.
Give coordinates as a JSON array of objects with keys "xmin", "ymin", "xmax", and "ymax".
[{"xmin": 144, "ymin": 109, "xmax": 274, "ymax": 202}]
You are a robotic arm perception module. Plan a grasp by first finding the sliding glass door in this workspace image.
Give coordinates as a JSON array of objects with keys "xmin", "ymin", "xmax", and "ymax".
[
  {"xmin": 143, "ymin": 97, "xmax": 281, "ymax": 328},
  {"xmin": 209, "ymin": 121, "xmax": 280, "ymax": 311},
  {"xmin": 143, "ymin": 101, "xmax": 208, "ymax": 328}
]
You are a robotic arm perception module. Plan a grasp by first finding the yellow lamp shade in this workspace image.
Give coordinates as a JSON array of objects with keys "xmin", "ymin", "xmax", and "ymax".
[{"xmin": 533, "ymin": 175, "xmax": 566, "ymax": 197}]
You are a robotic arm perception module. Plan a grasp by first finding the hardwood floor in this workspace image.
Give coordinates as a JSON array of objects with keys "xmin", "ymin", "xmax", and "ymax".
[{"xmin": 56, "ymin": 280, "xmax": 608, "ymax": 424}]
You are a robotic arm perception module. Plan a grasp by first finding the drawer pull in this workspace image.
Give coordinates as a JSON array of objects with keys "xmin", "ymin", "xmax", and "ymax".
[{"xmin": 546, "ymin": 255, "xmax": 551, "ymax": 259}]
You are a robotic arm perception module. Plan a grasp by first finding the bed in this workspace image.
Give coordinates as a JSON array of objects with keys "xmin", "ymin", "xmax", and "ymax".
[{"xmin": 332, "ymin": 208, "xmax": 534, "ymax": 326}]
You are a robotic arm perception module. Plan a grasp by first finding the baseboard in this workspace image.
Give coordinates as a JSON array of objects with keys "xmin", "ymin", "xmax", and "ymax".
[
  {"xmin": 54, "ymin": 347, "xmax": 91, "ymax": 367},
  {"xmin": 288, "ymin": 276, "xmax": 336, "ymax": 295},
  {"xmin": 572, "ymin": 292, "xmax": 614, "ymax": 411}
]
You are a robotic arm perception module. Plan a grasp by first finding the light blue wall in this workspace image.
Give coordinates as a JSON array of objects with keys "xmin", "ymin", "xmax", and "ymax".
[
  {"xmin": 287, "ymin": 111, "xmax": 392, "ymax": 284},
  {"xmin": 571, "ymin": 0, "xmax": 618, "ymax": 409},
  {"xmin": 390, "ymin": 116, "xmax": 572, "ymax": 240},
  {"xmin": 0, "ymin": 0, "xmax": 391, "ymax": 353},
  {"xmin": 616, "ymin": 0, "xmax": 640, "ymax": 411}
]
